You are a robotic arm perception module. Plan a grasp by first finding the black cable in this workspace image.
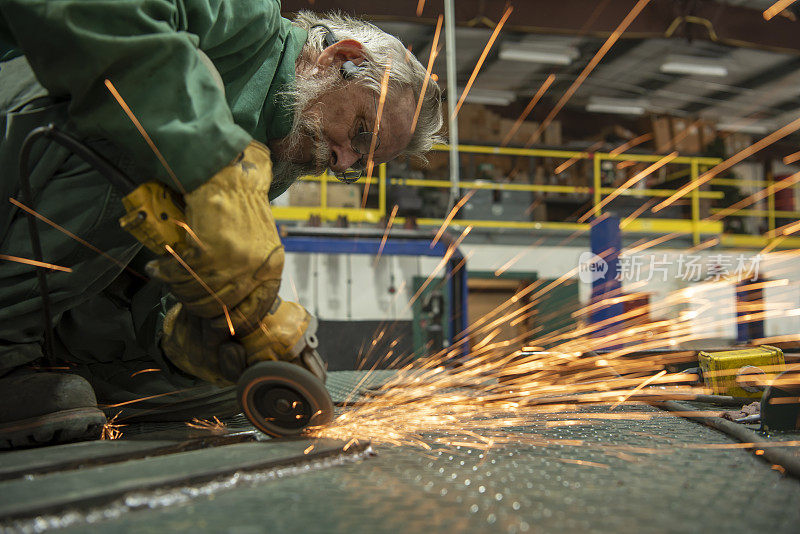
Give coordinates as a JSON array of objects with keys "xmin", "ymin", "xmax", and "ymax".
[{"xmin": 17, "ymin": 124, "xmax": 137, "ymax": 364}]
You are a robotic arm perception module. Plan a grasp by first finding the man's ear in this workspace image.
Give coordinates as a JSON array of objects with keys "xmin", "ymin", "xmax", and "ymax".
[{"xmin": 315, "ymin": 39, "xmax": 366, "ymax": 70}]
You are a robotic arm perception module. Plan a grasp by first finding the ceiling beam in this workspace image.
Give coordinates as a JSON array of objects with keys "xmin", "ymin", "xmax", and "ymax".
[{"xmin": 281, "ymin": 0, "xmax": 800, "ymax": 56}]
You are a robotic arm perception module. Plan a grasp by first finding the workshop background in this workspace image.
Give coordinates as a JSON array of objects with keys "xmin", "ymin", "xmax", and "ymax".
[{"xmin": 4, "ymin": 0, "xmax": 800, "ymax": 533}]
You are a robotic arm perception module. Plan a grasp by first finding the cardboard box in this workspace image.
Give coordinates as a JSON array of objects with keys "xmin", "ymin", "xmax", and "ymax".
[
  {"xmin": 543, "ymin": 120, "xmax": 562, "ymax": 146},
  {"xmin": 288, "ymin": 181, "xmax": 321, "ymax": 207},
  {"xmin": 327, "ymin": 183, "xmax": 360, "ymax": 208},
  {"xmin": 672, "ymin": 118, "xmax": 702, "ymax": 154},
  {"xmin": 652, "ymin": 116, "xmax": 673, "ymax": 153}
]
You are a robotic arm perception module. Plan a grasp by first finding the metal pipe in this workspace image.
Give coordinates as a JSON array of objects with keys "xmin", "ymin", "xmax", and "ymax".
[{"xmin": 444, "ymin": 0, "xmax": 460, "ymax": 211}]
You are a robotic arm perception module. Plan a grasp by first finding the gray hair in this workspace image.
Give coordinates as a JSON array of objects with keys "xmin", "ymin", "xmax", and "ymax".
[{"xmin": 292, "ymin": 10, "xmax": 444, "ymax": 160}]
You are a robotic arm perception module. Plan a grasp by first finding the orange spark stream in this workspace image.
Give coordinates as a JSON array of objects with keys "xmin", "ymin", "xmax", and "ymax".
[
  {"xmin": 763, "ymin": 0, "xmax": 797, "ymax": 20},
  {"xmin": 164, "ymin": 245, "xmax": 235, "ymax": 335},
  {"xmin": 579, "ymin": 152, "xmax": 678, "ymax": 222},
  {"xmin": 707, "ymin": 171, "xmax": 800, "ymax": 222},
  {"xmin": 453, "ymin": 6, "xmax": 514, "ymax": 117},
  {"xmin": 361, "ymin": 61, "xmax": 393, "ymax": 209},
  {"xmin": 0, "ymin": 254, "xmax": 72, "ymax": 273},
  {"xmin": 608, "ymin": 133, "xmax": 653, "ymax": 156},
  {"xmin": 619, "ymin": 198, "xmax": 657, "ymax": 229},
  {"xmin": 415, "ymin": 0, "xmax": 426, "ymax": 16},
  {"xmin": 555, "ymin": 142, "xmax": 602, "ymax": 175},
  {"xmin": 411, "ymin": 15, "xmax": 443, "ymax": 134},
  {"xmin": 104, "ymin": 79, "xmax": 185, "ymax": 195},
  {"xmin": 130, "ymin": 368, "xmax": 161, "ymax": 378},
  {"xmin": 654, "ymin": 115, "xmax": 800, "ymax": 212},
  {"xmin": 9, "ymin": 197, "xmax": 146, "ymax": 280},
  {"xmin": 783, "ymin": 149, "xmax": 800, "ymax": 165},
  {"xmin": 525, "ymin": 0, "xmax": 652, "ymax": 147},
  {"xmin": 500, "ymin": 74, "xmax": 556, "ymax": 147},
  {"xmin": 374, "ymin": 205, "xmax": 399, "ymax": 266},
  {"xmin": 430, "ymin": 189, "xmax": 476, "ymax": 248},
  {"xmin": 408, "ymin": 225, "xmax": 472, "ymax": 308}
]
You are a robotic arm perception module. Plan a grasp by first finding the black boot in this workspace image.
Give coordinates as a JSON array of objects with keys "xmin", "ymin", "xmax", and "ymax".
[{"xmin": 0, "ymin": 373, "xmax": 106, "ymax": 449}]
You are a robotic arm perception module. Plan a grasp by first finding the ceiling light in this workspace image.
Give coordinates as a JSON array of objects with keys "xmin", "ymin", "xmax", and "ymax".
[
  {"xmin": 463, "ymin": 89, "xmax": 516, "ymax": 106},
  {"xmin": 499, "ymin": 43, "xmax": 579, "ymax": 65},
  {"xmin": 717, "ymin": 122, "xmax": 769, "ymax": 135},
  {"xmin": 660, "ymin": 55, "xmax": 728, "ymax": 77},
  {"xmin": 586, "ymin": 97, "xmax": 647, "ymax": 116}
]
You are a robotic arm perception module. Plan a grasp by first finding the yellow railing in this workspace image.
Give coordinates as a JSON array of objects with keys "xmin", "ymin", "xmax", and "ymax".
[{"xmin": 271, "ymin": 143, "xmax": 800, "ymax": 250}]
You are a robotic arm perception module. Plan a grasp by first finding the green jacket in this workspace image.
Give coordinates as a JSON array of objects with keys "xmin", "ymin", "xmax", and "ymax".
[{"xmin": 0, "ymin": 0, "xmax": 307, "ymax": 192}]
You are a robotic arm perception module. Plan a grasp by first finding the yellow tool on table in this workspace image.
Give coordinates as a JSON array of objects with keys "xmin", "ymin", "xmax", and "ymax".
[
  {"xmin": 699, "ymin": 346, "xmax": 785, "ymax": 398},
  {"xmin": 22, "ymin": 125, "xmax": 332, "ymax": 437}
]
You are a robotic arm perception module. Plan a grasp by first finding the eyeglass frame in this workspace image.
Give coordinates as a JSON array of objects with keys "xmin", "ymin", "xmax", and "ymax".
[{"xmin": 332, "ymin": 93, "xmax": 382, "ymax": 184}]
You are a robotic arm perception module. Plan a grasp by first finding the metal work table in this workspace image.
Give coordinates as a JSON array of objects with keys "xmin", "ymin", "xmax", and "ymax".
[{"xmin": 1, "ymin": 371, "xmax": 799, "ymax": 533}]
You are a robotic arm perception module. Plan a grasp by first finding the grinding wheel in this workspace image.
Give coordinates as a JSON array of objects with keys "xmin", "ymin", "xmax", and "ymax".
[{"xmin": 237, "ymin": 361, "xmax": 334, "ymax": 437}]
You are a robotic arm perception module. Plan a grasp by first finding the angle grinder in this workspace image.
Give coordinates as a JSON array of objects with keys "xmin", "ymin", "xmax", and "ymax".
[{"xmin": 19, "ymin": 125, "xmax": 334, "ymax": 437}]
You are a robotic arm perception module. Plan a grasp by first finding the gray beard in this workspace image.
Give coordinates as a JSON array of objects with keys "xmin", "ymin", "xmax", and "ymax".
[
  {"xmin": 270, "ymin": 160, "xmax": 315, "ymax": 199},
  {"xmin": 268, "ymin": 66, "xmax": 341, "ymax": 200}
]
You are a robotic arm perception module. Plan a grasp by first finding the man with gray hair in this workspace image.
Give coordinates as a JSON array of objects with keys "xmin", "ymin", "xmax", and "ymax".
[{"xmin": 0, "ymin": 1, "xmax": 442, "ymax": 448}]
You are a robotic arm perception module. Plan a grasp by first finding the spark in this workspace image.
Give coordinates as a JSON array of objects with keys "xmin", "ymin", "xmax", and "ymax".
[
  {"xmin": 579, "ymin": 152, "xmax": 678, "ymax": 222},
  {"xmin": 453, "ymin": 6, "xmax": 514, "ymax": 117},
  {"xmin": 361, "ymin": 60, "xmax": 393, "ymax": 208},
  {"xmin": 660, "ymin": 119, "xmax": 702, "ymax": 154},
  {"xmin": 782, "ymin": 220, "xmax": 800, "ymax": 236},
  {"xmin": 525, "ymin": 0, "xmax": 652, "ymax": 147},
  {"xmin": 654, "ymin": 115, "xmax": 800, "ymax": 212},
  {"xmin": 130, "ymin": 368, "xmax": 161, "ymax": 377},
  {"xmin": 430, "ymin": 190, "xmax": 476, "ymax": 248},
  {"xmin": 99, "ymin": 388, "xmax": 198, "ymax": 408},
  {"xmin": 186, "ymin": 416, "xmax": 227, "ymax": 434},
  {"xmin": 610, "ymin": 370, "xmax": 667, "ymax": 410},
  {"xmin": 288, "ymin": 276, "xmax": 302, "ymax": 304},
  {"xmin": 782, "ymin": 149, "xmax": 800, "ymax": 165},
  {"xmin": 304, "ymin": 444, "xmax": 315, "ymax": 454},
  {"xmin": 299, "ymin": 254, "xmax": 800, "ymax": 465},
  {"xmin": 9, "ymin": 197, "xmax": 146, "ymax": 280},
  {"xmin": 104, "ymin": 79, "xmax": 185, "ymax": 195},
  {"xmin": 494, "ymin": 249, "xmax": 529, "ymax": 277},
  {"xmin": 0, "ymin": 254, "xmax": 72, "ymax": 273},
  {"xmin": 408, "ymin": 225, "xmax": 472, "ymax": 308},
  {"xmin": 763, "ymin": 0, "xmax": 797, "ymax": 20},
  {"xmin": 608, "ymin": 133, "xmax": 653, "ymax": 156},
  {"xmin": 415, "ymin": 0, "xmax": 426, "ymax": 16},
  {"xmin": 101, "ymin": 411, "xmax": 125, "ymax": 440},
  {"xmin": 619, "ymin": 198, "xmax": 657, "ymax": 229},
  {"xmin": 374, "ymin": 205, "xmax": 399, "ymax": 266},
  {"xmin": 707, "ymin": 171, "xmax": 800, "ymax": 222},
  {"xmin": 555, "ymin": 142, "xmax": 602, "ymax": 175},
  {"xmin": 687, "ymin": 237, "xmax": 719, "ymax": 253},
  {"xmin": 411, "ymin": 15, "xmax": 443, "ymax": 134},
  {"xmin": 172, "ymin": 220, "xmax": 206, "ymax": 250},
  {"xmin": 558, "ymin": 458, "xmax": 610, "ymax": 469},
  {"xmin": 500, "ymin": 74, "xmax": 556, "ymax": 147},
  {"xmin": 164, "ymin": 244, "xmax": 235, "ymax": 335}
]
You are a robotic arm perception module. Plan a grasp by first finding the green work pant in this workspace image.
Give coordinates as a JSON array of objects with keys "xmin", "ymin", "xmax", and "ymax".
[{"xmin": 0, "ymin": 57, "xmax": 162, "ymax": 374}]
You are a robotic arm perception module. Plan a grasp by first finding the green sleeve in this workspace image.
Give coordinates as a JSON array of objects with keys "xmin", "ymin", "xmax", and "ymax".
[{"xmin": 0, "ymin": 0, "xmax": 283, "ymax": 192}]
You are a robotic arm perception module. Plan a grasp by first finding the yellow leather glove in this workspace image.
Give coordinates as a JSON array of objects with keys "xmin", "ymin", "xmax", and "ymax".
[
  {"xmin": 147, "ymin": 141, "xmax": 283, "ymax": 330},
  {"xmin": 238, "ymin": 297, "xmax": 327, "ymax": 382},
  {"xmin": 161, "ymin": 303, "xmax": 247, "ymax": 387},
  {"xmin": 161, "ymin": 298, "xmax": 327, "ymax": 386}
]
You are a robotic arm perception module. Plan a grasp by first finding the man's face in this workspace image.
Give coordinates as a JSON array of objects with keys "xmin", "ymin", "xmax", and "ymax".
[{"xmin": 270, "ymin": 79, "xmax": 415, "ymax": 189}]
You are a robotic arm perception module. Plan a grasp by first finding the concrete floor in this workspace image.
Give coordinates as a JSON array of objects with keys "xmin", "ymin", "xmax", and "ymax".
[{"xmin": 1, "ymin": 371, "xmax": 799, "ymax": 534}]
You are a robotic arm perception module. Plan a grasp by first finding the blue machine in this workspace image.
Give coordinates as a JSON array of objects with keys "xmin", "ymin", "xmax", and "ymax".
[{"xmin": 279, "ymin": 226, "xmax": 469, "ymax": 359}]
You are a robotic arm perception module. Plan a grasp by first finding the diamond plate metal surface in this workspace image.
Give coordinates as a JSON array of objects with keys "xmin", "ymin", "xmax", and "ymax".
[{"xmin": 56, "ymin": 381, "xmax": 800, "ymax": 534}]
